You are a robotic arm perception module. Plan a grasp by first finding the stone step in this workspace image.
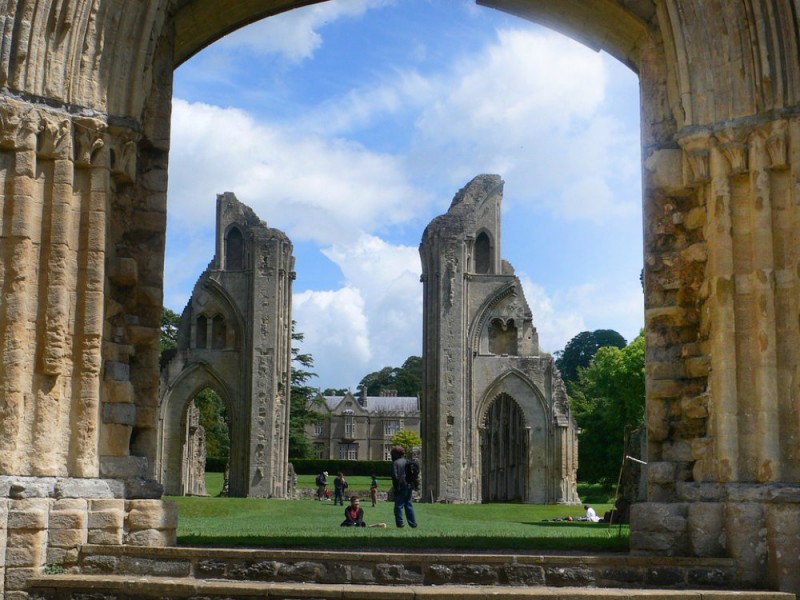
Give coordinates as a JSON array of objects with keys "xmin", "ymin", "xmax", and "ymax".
[
  {"xmin": 25, "ymin": 575, "xmax": 797, "ymax": 600},
  {"xmin": 72, "ymin": 545, "xmax": 740, "ymax": 590}
]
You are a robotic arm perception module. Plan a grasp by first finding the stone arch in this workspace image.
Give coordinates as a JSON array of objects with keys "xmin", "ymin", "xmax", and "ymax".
[
  {"xmin": 474, "ymin": 230, "xmax": 493, "ymax": 274},
  {"xmin": 0, "ymin": 0, "xmax": 799, "ymax": 590},
  {"xmin": 194, "ymin": 278, "xmax": 245, "ymax": 351},
  {"xmin": 477, "ymin": 370, "xmax": 549, "ymax": 504},
  {"xmin": 225, "ymin": 225, "xmax": 245, "ymax": 270},
  {"xmin": 470, "ymin": 282, "xmax": 518, "ymax": 354},
  {"xmin": 158, "ymin": 363, "xmax": 242, "ymax": 497}
]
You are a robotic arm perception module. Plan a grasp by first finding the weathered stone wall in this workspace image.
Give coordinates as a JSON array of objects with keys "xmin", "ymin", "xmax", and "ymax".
[
  {"xmin": 158, "ymin": 193, "xmax": 295, "ymax": 498},
  {"xmin": 420, "ymin": 175, "xmax": 579, "ymax": 504}
]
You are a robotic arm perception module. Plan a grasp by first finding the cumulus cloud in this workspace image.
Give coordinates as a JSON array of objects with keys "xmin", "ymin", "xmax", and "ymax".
[
  {"xmin": 168, "ymin": 98, "xmax": 430, "ymax": 246},
  {"xmin": 293, "ymin": 234, "xmax": 422, "ymax": 387},
  {"xmin": 218, "ymin": 0, "xmax": 396, "ymax": 62}
]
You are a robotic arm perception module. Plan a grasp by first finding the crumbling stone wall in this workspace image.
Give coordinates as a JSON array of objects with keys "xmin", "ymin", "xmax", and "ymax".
[
  {"xmin": 420, "ymin": 175, "xmax": 580, "ymax": 504},
  {"xmin": 1, "ymin": 0, "xmax": 800, "ymax": 595},
  {"xmin": 158, "ymin": 193, "xmax": 295, "ymax": 498}
]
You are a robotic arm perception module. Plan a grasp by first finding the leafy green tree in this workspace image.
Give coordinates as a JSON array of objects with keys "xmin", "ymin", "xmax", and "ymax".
[
  {"xmin": 160, "ymin": 307, "xmax": 181, "ymax": 353},
  {"xmin": 289, "ymin": 322, "xmax": 322, "ymax": 459},
  {"xmin": 359, "ymin": 356, "xmax": 422, "ymax": 397},
  {"xmin": 193, "ymin": 388, "xmax": 230, "ymax": 465},
  {"xmin": 555, "ymin": 329, "xmax": 626, "ymax": 383},
  {"xmin": 391, "ymin": 429, "xmax": 422, "ymax": 456},
  {"xmin": 569, "ymin": 331, "xmax": 645, "ymax": 483},
  {"xmin": 322, "ymin": 388, "xmax": 348, "ymax": 396}
]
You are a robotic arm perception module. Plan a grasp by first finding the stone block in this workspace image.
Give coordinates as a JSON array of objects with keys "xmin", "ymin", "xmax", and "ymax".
[
  {"xmin": 104, "ymin": 380, "xmax": 135, "ymax": 404},
  {"xmin": 80, "ymin": 555, "xmax": 119, "ymax": 574},
  {"xmin": 684, "ymin": 355, "xmax": 710, "ymax": 378},
  {"xmin": 451, "ymin": 564, "xmax": 498, "ymax": 585},
  {"xmin": 108, "ymin": 257, "xmax": 138, "ymax": 286},
  {"xmin": 645, "ymin": 148, "xmax": 684, "ymax": 193},
  {"xmin": 5, "ymin": 544, "xmax": 45, "ymax": 568},
  {"xmin": 7, "ymin": 509, "xmax": 47, "ymax": 530},
  {"xmin": 726, "ymin": 502, "xmax": 767, "ymax": 586},
  {"xmin": 125, "ymin": 528, "xmax": 175, "ymax": 546},
  {"xmin": 102, "ymin": 402, "xmax": 136, "ymax": 426},
  {"xmin": 88, "ymin": 498, "xmax": 125, "ymax": 512},
  {"xmin": 350, "ymin": 564, "xmax": 376, "ymax": 583},
  {"xmin": 680, "ymin": 394, "xmax": 709, "ymax": 418},
  {"xmin": 125, "ymin": 499, "xmax": 178, "ymax": 530},
  {"xmin": 48, "ymin": 527, "xmax": 86, "ymax": 547},
  {"xmin": 46, "ymin": 546, "xmax": 79, "ymax": 565},
  {"xmin": 661, "ymin": 440, "xmax": 693, "ymax": 462},
  {"xmin": 3, "ymin": 478, "xmax": 56, "ymax": 499},
  {"xmin": 375, "ymin": 563, "xmax": 424, "ymax": 584},
  {"xmin": 766, "ymin": 503, "xmax": 800, "ymax": 592},
  {"xmin": 196, "ymin": 559, "xmax": 227, "ymax": 578},
  {"xmin": 319, "ymin": 562, "xmax": 349, "ymax": 583},
  {"xmin": 4, "ymin": 568, "xmax": 39, "ymax": 591},
  {"xmin": 645, "ymin": 566, "xmax": 684, "ymax": 587},
  {"xmin": 543, "ymin": 566, "xmax": 595, "ymax": 586},
  {"xmin": 99, "ymin": 455, "xmax": 146, "ymax": 479},
  {"xmin": 49, "ymin": 510, "xmax": 86, "ymax": 530},
  {"xmin": 688, "ymin": 502, "xmax": 724, "ymax": 556},
  {"xmin": 99, "ymin": 423, "xmax": 133, "ymax": 456},
  {"xmin": 124, "ymin": 477, "xmax": 164, "ymax": 499},
  {"xmin": 685, "ymin": 206, "xmax": 706, "ymax": 229},
  {"xmin": 54, "ymin": 478, "xmax": 123, "ymax": 499},
  {"xmin": 276, "ymin": 560, "xmax": 324, "ymax": 582},
  {"xmin": 648, "ymin": 461, "xmax": 678, "ymax": 484},
  {"xmin": 52, "ymin": 499, "xmax": 87, "ymax": 511},
  {"xmin": 103, "ymin": 360, "xmax": 130, "ymax": 381},
  {"xmin": 500, "ymin": 564, "xmax": 545, "ymax": 586},
  {"xmin": 88, "ymin": 509, "xmax": 124, "ymax": 529},
  {"xmin": 119, "ymin": 555, "xmax": 191, "ymax": 577},
  {"xmin": 87, "ymin": 527, "xmax": 124, "ymax": 545},
  {"xmin": 648, "ymin": 378, "xmax": 682, "ymax": 399},
  {"xmin": 426, "ymin": 564, "xmax": 453, "ymax": 584}
]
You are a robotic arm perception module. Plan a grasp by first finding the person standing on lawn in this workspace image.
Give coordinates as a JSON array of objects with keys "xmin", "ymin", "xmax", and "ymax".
[
  {"xmin": 369, "ymin": 474, "xmax": 379, "ymax": 507},
  {"xmin": 391, "ymin": 446, "xmax": 417, "ymax": 528},
  {"xmin": 333, "ymin": 471, "xmax": 348, "ymax": 505},
  {"xmin": 315, "ymin": 471, "xmax": 328, "ymax": 501}
]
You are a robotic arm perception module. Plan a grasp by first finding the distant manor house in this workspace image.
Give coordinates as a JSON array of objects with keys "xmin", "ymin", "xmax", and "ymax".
[{"xmin": 307, "ymin": 390, "xmax": 421, "ymax": 461}]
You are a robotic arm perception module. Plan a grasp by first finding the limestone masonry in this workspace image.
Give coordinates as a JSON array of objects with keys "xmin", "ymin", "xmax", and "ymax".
[{"xmin": 1, "ymin": 0, "xmax": 800, "ymax": 596}]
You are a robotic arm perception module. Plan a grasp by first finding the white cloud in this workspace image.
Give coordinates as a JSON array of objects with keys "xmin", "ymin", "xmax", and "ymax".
[
  {"xmin": 518, "ymin": 275, "xmax": 585, "ymax": 354},
  {"xmin": 291, "ymin": 234, "xmax": 422, "ymax": 388},
  {"xmin": 218, "ymin": 0, "xmax": 396, "ymax": 62},
  {"xmin": 168, "ymin": 98, "xmax": 430, "ymax": 246}
]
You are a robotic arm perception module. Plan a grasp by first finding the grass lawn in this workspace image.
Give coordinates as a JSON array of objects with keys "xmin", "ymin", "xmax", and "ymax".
[{"xmin": 172, "ymin": 483, "xmax": 627, "ymax": 552}]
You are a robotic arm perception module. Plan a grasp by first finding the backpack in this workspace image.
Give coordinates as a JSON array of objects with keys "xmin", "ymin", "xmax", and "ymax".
[
  {"xmin": 404, "ymin": 459, "xmax": 420, "ymax": 491},
  {"xmin": 315, "ymin": 473, "xmax": 325, "ymax": 486}
]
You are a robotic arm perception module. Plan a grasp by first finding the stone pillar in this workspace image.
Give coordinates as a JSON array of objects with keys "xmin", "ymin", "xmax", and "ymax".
[{"xmin": 635, "ymin": 114, "xmax": 800, "ymax": 591}]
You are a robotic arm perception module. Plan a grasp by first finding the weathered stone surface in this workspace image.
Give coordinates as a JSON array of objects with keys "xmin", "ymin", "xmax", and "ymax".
[
  {"xmin": 125, "ymin": 528, "xmax": 175, "ymax": 547},
  {"xmin": 54, "ymin": 479, "xmax": 123, "ymax": 499},
  {"xmin": 544, "ymin": 566, "xmax": 595, "ymax": 586},
  {"xmin": 420, "ymin": 175, "xmax": 579, "ymax": 504},
  {"xmin": 125, "ymin": 499, "xmax": 178, "ymax": 530},
  {"xmin": 376, "ymin": 564, "xmax": 424, "ymax": 584},
  {"xmin": 49, "ymin": 510, "xmax": 87, "ymax": 530}
]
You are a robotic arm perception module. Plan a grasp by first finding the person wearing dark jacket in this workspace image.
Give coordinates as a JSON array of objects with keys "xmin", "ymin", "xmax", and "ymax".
[
  {"xmin": 333, "ymin": 472, "xmax": 348, "ymax": 505},
  {"xmin": 341, "ymin": 496, "xmax": 365, "ymax": 527},
  {"xmin": 391, "ymin": 445, "xmax": 417, "ymax": 528}
]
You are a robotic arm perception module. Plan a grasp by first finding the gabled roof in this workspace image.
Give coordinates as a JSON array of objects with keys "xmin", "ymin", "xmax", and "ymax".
[{"xmin": 316, "ymin": 393, "xmax": 419, "ymax": 415}]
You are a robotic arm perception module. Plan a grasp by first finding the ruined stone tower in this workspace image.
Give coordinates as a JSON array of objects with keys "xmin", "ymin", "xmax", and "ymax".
[
  {"xmin": 158, "ymin": 193, "xmax": 295, "ymax": 498},
  {"xmin": 420, "ymin": 174, "xmax": 579, "ymax": 504}
]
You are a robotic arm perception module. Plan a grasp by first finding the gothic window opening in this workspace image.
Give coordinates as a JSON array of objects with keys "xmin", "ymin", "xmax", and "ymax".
[
  {"xmin": 212, "ymin": 315, "xmax": 226, "ymax": 349},
  {"xmin": 481, "ymin": 393, "xmax": 527, "ymax": 502},
  {"xmin": 475, "ymin": 231, "xmax": 492, "ymax": 274},
  {"xmin": 225, "ymin": 226, "xmax": 244, "ymax": 270},
  {"xmin": 488, "ymin": 318, "xmax": 518, "ymax": 355},
  {"xmin": 196, "ymin": 315, "xmax": 208, "ymax": 349}
]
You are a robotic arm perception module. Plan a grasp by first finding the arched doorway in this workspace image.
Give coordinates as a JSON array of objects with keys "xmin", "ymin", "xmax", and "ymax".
[{"xmin": 481, "ymin": 393, "xmax": 528, "ymax": 502}]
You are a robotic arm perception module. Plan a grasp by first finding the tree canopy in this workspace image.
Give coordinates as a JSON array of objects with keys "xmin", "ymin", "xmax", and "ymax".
[
  {"xmin": 555, "ymin": 329, "xmax": 626, "ymax": 383},
  {"xmin": 391, "ymin": 429, "xmax": 422, "ymax": 456},
  {"xmin": 359, "ymin": 356, "xmax": 422, "ymax": 397},
  {"xmin": 569, "ymin": 331, "xmax": 645, "ymax": 483},
  {"xmin": 289, "ymin": 322, "xmax": 322, "ymax": 459},
  {"xmin": 160, "ymin": 307, "xmax": 180, "ymax": 353}
]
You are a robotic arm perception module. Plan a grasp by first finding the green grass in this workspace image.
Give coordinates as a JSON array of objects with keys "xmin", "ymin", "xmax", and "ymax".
[
  {"xmin": 171, "ymin": 495, "xmax": 627, "ymax": 552},
  {"xmin": 295, "ymin": 474, "xmax": 391, "ymax": 490}
]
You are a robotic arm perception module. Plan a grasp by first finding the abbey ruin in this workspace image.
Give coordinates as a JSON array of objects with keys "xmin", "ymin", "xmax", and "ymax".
[
  {"xmin": 420, "ymin": 175, "xmax": 579, "ymax": 504},
  {"xmin": 0, "ymin": 0, "xmax": 800, "ymax": 596},
  {"xmin": 158, "ymin": 193, "xmax": 295, "ymax": 498}
]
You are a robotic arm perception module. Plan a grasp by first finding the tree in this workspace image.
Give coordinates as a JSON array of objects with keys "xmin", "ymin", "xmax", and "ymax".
[
  {"xmin": 391, "ymin": 429, "xmax": 422, "ymax": 456},
  {"xmin": 322, "ymin": 388, "xmax": 348, "ymax": 396},
  {"xmin": 359, "ymin": 356, "xmax": 422, "ymax": 397},
  {"xmin": 569, "ymin": 331, "xmax": 645, "ymax": 483},
  {"xmin": 160, "ymin": 307, "xmax": 181, "ymax": 353},
  {"xmin": 289, "ymin": 322, "xmax": 322, "ymax": 459},
  {"xmin": 193, "ymin": 388, "xmax": 229, "ymax": 466},
  {"xmin": 555, "ymin": 329, "xmax": 626, "ymax": 383}
]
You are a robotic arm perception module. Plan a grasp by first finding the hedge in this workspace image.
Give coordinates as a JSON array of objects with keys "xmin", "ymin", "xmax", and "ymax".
[
  {"xmin": 290, "ymin": 459, "xmax": 392, "ymax": 477},
  {"xmin": 205, "ymin": 457, "xmax": 227, "ymax": 473}
]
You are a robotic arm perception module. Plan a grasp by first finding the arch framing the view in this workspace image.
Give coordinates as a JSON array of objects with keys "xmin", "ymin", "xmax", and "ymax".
[{"xmin": 1, "ymin": 0, "xmax": 800, "ymax": 592}]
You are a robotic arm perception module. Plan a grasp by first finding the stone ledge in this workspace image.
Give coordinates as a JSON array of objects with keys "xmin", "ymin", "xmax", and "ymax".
[{"xmin": 24, "ymin": 575, "xmax": 796, "ymax": 599}]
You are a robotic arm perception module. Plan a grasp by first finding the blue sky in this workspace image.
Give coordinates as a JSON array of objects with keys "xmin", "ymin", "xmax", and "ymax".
[{"xmin": 165, "ymin": 0, "xmax": 644, "ymax": 389}]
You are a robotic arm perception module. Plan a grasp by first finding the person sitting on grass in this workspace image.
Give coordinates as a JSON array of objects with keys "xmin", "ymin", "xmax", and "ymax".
[{"xmin": 341, "ymin": 496, "xmax": 386, "ymax": 528}]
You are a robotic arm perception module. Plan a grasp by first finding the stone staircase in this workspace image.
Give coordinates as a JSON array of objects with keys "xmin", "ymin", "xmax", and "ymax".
[{"xmin": 24, "ymin": 545, "xmax": 796, "ymax": 599}]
